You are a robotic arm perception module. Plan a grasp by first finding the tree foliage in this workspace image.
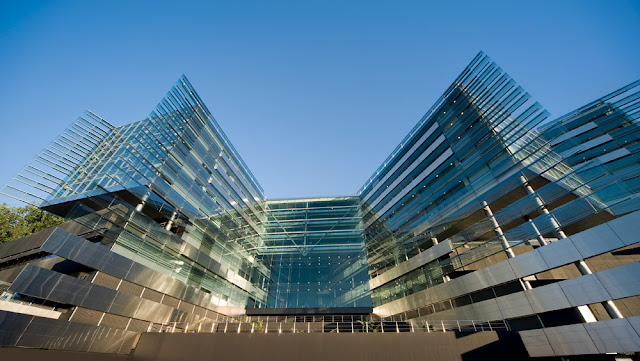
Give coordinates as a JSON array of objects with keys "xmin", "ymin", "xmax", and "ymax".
[{"xmin": 0, "ymin": 203, "xmax": 64, "ymax": 244}]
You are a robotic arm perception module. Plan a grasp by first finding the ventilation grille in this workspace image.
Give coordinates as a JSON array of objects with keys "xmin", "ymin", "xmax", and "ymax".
[
  {"xmin": 141, "ymin": 288, "xmax": 163, "ymax": 303},
  {"xmin": 119, "ymin": 280, "xmax": 144, "ymax": 297},
  {"xmin": 127, "ymin": 318, "xmax": 150, "ymax": 333},
  {"xmin": 162, "ymin": 295, "xmax": 180, "ymax": 308},
  {"xmin": 100, "ymin": 313, "xmax": 129, "ymax": 330},
  {"xmin": 71, "ymin": 307, "xmax": 103, "ymax": 325},
  {"xmin": 92, "ymin": 272, "xmax": 120, "ymax": 289}
]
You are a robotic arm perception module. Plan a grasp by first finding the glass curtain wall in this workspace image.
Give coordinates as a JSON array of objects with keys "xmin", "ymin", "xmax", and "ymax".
[{"xmin": 258, "ymin": 197, "xmax": 371, "ymax": 308}]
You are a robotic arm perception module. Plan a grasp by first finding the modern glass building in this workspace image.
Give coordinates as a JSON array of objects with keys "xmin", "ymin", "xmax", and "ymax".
[{"xmin": 1, "ymin": 52, "xmax": 640, "ymax": 360}]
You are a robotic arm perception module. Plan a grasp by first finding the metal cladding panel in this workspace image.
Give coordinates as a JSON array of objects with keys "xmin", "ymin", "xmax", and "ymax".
[
  {"xmin": 125, "ymin": 262, "xmax": 156, "ymax": 289},
  {"xmin": 459, "ymin": 268, "xmax": 490, "ymax": 295},
  {"xmin": 585, "ymin": 318, "xmax": 640, "ymax": 354},
  {"xmin": 102, "ymin": 252, "xmax": 135, "ymax": 280},
  {"xmin": 6, "ymin": 264, "xmax": 43, "ymax": 296},
  {"xmin": 10, "ymin": 264, "xmax": 179, "ymax": 325},
  {"xmin": 481, "ymin": 260, "xmax": 517, "ymax": 287},
  {"xmin": 538, "ymin": 239, "xmax": 583, "ymax": 270},
  {"xmin": 544, "ymin": 323, "xmax": 600, "ymax": 356},
  {"xmin": 154, "ymin": 275, "xmax": 188, "ymax": 301},
  {"xmin": 508, "ymin": 249, "xmax": 548, "ymax": 278},
  {"xmin": 570, "ymin": 223, "xmax": 625, "ymax": 259},
  {"xmin": 608, "ymin": 210, "xmax": 640, "ymax": 246},
  {"xmin": 82, "ymin": 284, "xmax": 118, "ymax": 311},
  {"xmin": 42, "ymin": 228, "xmax": 136, "ymax": 279},
  {"xmin": 39, "ymin": 228, "xmax": 81, "ymax": 257},
  {"xmin": 453, "ymin": 304, "xmax": 479, "ymax": 321},
  {"xmin": 431, "ymin": 280, "xmax": 464, "ymax": 304},
  {"xmin": 0, "ymin": 227, "xmax": 55, "ymax": 259},
  {"xmin": 16, "ymin": 316, "xmax": 71, "ymax": 348},
  {"xmin": 68, "ymin": 242, "xmax": 109, "ymax": 270},
  {"xmin": 629, "ymin": 316, "xmax": 640, "ymax": 339},
  {"xmin": 47, "ymin": 272, "xmax": 92, "ymax": 306},
  {"xmin": 494, "ymin": 291, "xmax": 534, "ymax": 319},
  {"xmin": 0, "ymin": 311, "xmax": 34, "ymax": 346},
  {"xmin": 519, "ymin": 328, "xmax": 554, "ymax": 357},
  {"xmin": 134, "ymin": 298, "xmax": 177, "ymax": 323},
  {"xmin": 595, "ymin": 261, "xmax": 640, "ymax": 300},
  {"xmin": 88, "ymin": 325, "xmax": 138, "ymax": 354},
  {"xmin": 524, "ymin": 283, "xmax": 572, "ymax": 314},
  {"xmin": 559, "ymin": 273, "xmax": 612, "ymax": 306},
  {"xmin": 0, "ymin": 328, "xmax": 31, "ymax": 349},
  {"xmin": 12, "ymin": 266, "xmax": 112, "ymax": 314},
  {"xmin": 108, "ymin": 292, "xmax": 141, "ymax": 319},
  {"xmin": 381, "ymin": 298, "xmax": 413, "ymax": 318},
  {"xmin": 10, "ymin": 264, "xmax": 65, "ymax": 301},
  {"xmin": 0, "ymin": 311, "xmax": 137, "ymax": 354},
  {"xmin": 53, "ymin": 322, "xmax": 101, "ymax": 352},
  {"xmin": 147, "ymin": 274, "xmax": 179, "ymax": 299},
  {"xmin": 524, "ymin": 318, "xmax": 640, "ymax": 357},
  {"xmin": 469, "ymin": 299, "xmax": 503, "ymax": 321}
]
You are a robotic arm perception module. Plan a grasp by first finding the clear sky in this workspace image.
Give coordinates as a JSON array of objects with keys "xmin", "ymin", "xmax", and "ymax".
[{"xmin": 1, "ymin": 1, "xmax": 639, "ymax": 204}]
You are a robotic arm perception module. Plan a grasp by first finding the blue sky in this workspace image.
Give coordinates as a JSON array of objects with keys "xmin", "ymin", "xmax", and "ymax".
[{"xmin": 1, "ymin": 1, "xmax": 639, "ymax": 203}]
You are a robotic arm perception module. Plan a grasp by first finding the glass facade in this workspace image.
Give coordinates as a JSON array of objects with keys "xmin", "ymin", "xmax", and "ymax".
[
  {"xmin": 2, "ymin": 52, "xmax": 640, "ymax": 358},
  {"xmin": 360, "ymin": 53, "xmax": 552, "ymax": 303},
  {"xmin": 259, "ymin": 197, "xmax": 370, "ymax": 308}
]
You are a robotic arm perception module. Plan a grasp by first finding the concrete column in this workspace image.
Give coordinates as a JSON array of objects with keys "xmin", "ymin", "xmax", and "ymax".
[
  {"xmin": 526, "ymin": 217, "xmax": 548, "ymax": 246},
  {"xmin": 576, "ymin": 260, "xmax": 592, "ymax": 275},
  {"xmin": 482, "ymin": 200, "xmax": 533, "ymax": 289},
  {"xmin": 481, "ymin": 200, "xmax": 515, "ymax": 259},
  {"xmin": 519, "ymin": 278, "xmax": 532, "ymax": 290},
  {"xmin": 603, "ymin": 300, "xmax": 624, "ymax": 319},
  {"xmin": 519, "ymin": 175, "xmax": 567, "ymax": 240}
]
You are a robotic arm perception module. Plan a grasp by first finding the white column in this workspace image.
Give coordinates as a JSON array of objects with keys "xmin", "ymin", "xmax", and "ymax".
[{"xmin": 165, "ymin": 212, "xmax": 177, "ymax": 231}]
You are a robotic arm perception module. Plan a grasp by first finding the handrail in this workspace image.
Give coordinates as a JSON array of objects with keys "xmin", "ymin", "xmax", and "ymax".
[{"xmin": 145, "ymin": 319, "xmax": 509, "ymax": 334}]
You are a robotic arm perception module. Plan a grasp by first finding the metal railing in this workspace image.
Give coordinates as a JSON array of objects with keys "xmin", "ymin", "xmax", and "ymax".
[{"xmin": 146, "ymin": 319, "xmax": 509, "ymax": 334}]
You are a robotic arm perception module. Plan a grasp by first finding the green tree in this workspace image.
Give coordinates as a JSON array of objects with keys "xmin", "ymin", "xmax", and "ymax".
[{"xmin": 0, "ymin": 203, "xmax": 64, "ymax": 244}]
